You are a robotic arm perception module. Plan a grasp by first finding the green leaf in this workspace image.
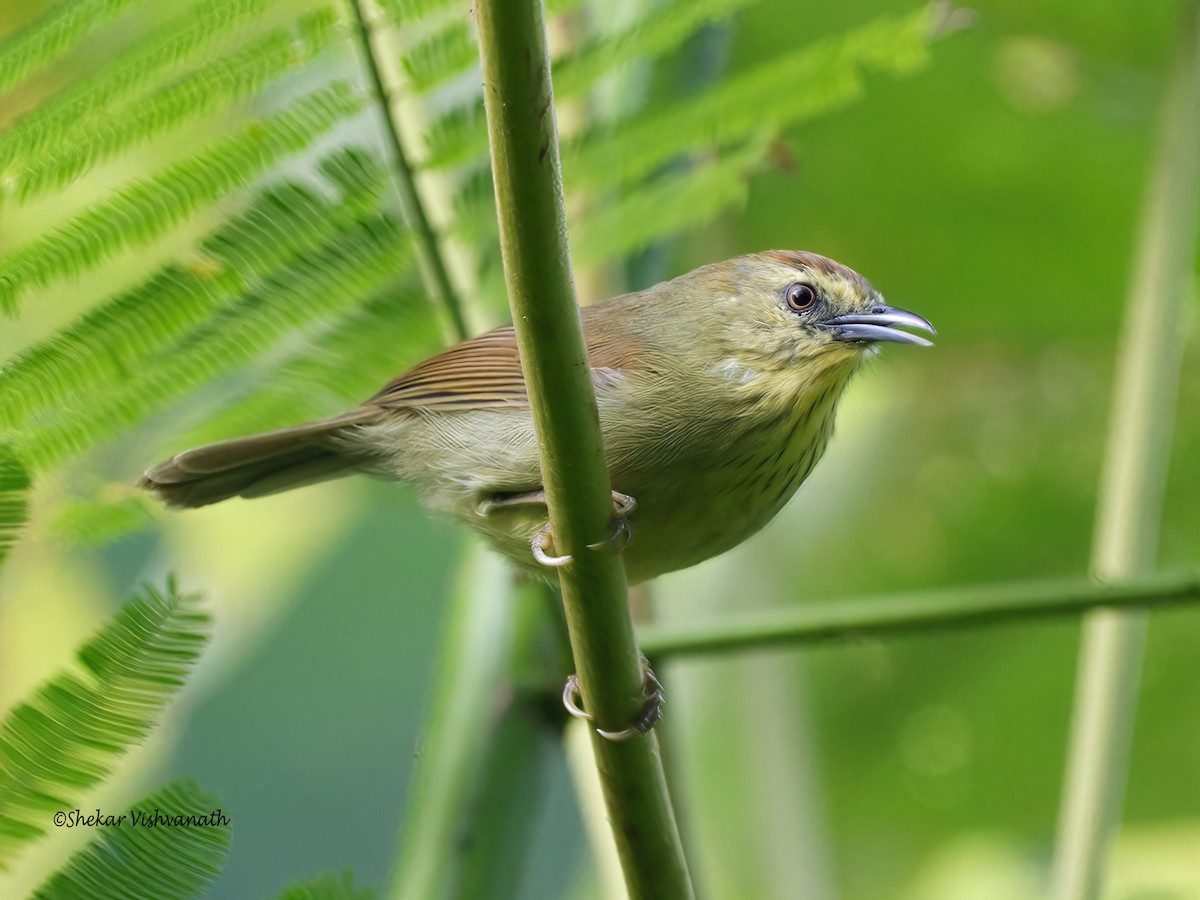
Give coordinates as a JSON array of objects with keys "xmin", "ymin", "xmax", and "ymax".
[
  {"xmin": 0, "ymin": 0, "xmax": 145, "ymax": 93},
  {"xmin": 553, "ymin": 0, "xmax": 757, "ymax": 99},
  {"xmin": 402, "ymin": 21, "xmax": 478, "ymax": 93},
  {"xmin": 11, "ymin": 9, "xmax": 342, "ymax": 201},
  {"xmin": 172, "ymin": 283, "xmax": 441, "ymax": 449},
  {"xmin": 420, "ymin": 5, "xmax": 937, "ymax": 176},
  {"xmin": 0, "ymin": 445, "xmax": 31, "ymax": 568},
  {"xmin": 15, "ymin": 217, "xmax": 412, "ymax": 469},
  {"xmin": 0, "ymin": 149, "xmax": 389, "ymax": 437},
  {"xmin": 574, "ymin": 137, "xmax": 770, "ymax": 264},
  {"xmin": 569, "ymin": 6, "xmax": 937, "ymax": 191},
  {"xmin": 0, "ymin": 0, "xmax": 277, "ymax": 171},
  {"xmin": 0, "ymin": 582, "xmax": 209, "ymax": 867},
  {"xmin": 0, "ymin": 81, "xmax": 364, "ymax": 315},
  {"xmin": 30, "ymin": 779, "xmax": 230, "ymax": 899},
  {"xmin": 272, "ymin": 872, "xmax": 375, "ymax": 900},
  {"xmin": 49, "ymin": 494, "xmax": 158, "ymax": 546}
]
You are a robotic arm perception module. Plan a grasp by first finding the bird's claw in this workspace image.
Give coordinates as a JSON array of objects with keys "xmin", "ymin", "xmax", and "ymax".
[
  {"xmin": 562, "ymin": 655, "xmax": 664, "ymax": 741},
  {"xmin": 530, "ymin": 491, "xmax": 637, "ymax": 568}
]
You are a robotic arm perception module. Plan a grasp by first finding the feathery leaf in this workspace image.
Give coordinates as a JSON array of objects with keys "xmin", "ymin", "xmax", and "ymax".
[
  {"xmin": 30, "ymin": 779, "xmax": 230, "ymax": 898},
  {"xmin": 420, "ymin": 5, "xmax": 936, "ymax": 175},
  {"xmin": 1, "ymin": 149, "xmax": 389, "ymax": 437},
  {"xmin": 12, "ymin": 9, "xmax": 342, "ymax": 201},
  {"xmin": 379, "ymin": 0, "xmax": 458, "ymax": 25},
  {"xmin": 173, "ymin": 283, "xmax": 440, "ymax": 448},
  {"xmin": 402, "ymin": 21, "xmax": 477, "ymax": 93},
  {"xmin": 0, "ymin": 583, "xmax": 209, "ymax": 867},
  {"xmin": 574, "ymin": 138, "xmax": 769, "ymax": 264},
  {"xmin": 0, "ymin": 445, "xmax": 30, "ymax": 568},
  {"xmin": 0, "ymin": 0, "xmax": 145, "ymax": 94},
  {"xmin": 16, "ymin": 217, "xmax": 411, "ymax": 469},
  {"xmin": 272, "ymin": 872, "xmax": 375, "ymax": 900},
  {"xmin": 0, "ymin": 81, "xmax": 364, "ymax": 316},
  {"xmin": 0, "ymin": 0, "xmax": 276, "ymax": 170},
  {"xmin": 553, "ymin": 0, "xmax": 756, "ymax": 99},
  {"xmin": 570, "ymin": 6, "xmax": 937, "ymax": 190},
  {"xmin": 49, "ymin": 493, "xmax": 159, "ymax": 546}
]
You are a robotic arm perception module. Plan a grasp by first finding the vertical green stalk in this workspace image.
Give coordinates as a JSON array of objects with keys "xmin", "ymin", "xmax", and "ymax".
[
  {"xmin": 474, "ymin": 1, "xmax": 693, "ymax": 896},
  {"xmin": 1052, "ymin": 5, "xmax": 1200, "ymax": 898},
  {"xmin": 349, "ymin": 5, "xmax": 565, "ymax": 893},
  {"xmin": 346, "ymin": 0, "xmax": 470, "ymax": 341}
]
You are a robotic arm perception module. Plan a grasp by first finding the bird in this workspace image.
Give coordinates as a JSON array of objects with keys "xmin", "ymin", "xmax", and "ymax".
[{"xmin": 138, "ymin": 250, "xmax": 934, "ymax": 584}]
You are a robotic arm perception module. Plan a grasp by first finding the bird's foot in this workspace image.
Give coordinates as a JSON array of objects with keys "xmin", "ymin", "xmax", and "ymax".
[
  {"xmin": 562, "ymin": 654, "xmax": 664, "ymax": 741},
  {"xmin": 530, "ymin": 491, "xmax": 636, "ymax": 568}
]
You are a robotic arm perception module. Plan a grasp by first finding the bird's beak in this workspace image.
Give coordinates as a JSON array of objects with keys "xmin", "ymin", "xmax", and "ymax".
[{"xmin": 821, "ymin": 305, "xmax": 936, "ymax": 347}]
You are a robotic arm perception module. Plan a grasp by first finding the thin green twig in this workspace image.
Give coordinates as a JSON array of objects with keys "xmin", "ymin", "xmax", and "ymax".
[
  {"xmin": 346, "ymin": 0, "xmax": 469, "ymax": 341},
  {"xmin": 637, "ymin": 571, "xmax": 1200, "ymax": 658},
  {"xmin": 474, "ymin": 1, "xmax": 694, "ymax": 896},
  {"xmin": 1052, "ymin": 4, "xmax": 1200, "ymax": 898}
]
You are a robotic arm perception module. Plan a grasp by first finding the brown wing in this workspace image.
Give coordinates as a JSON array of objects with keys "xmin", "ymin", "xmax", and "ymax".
[
  {"xmin": 366, "ymin": 311, "xmax": 644, "ymax": 413},
  {"xmin": 368, "ymin": 325, "xmax": 528, "ymax": 411}
]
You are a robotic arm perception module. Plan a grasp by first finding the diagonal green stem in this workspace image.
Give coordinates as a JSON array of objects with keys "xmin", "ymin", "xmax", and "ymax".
[
  {"xmin": 1052, "ymin": 4, "xmax": 1200, "ymax": 898},
  {"xmin": 346, "ymin": 0, "xmax": 469, "ymax": 341},
  {"xmin": 636, "ymin": 571, "xmax": 1200, "ymax": 658},
  {"xmin": 474, "ymin": 2, "xmax": 693, "ymax": 896}
]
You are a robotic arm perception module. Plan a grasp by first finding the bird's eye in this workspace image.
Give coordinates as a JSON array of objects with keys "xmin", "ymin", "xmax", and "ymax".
[{"xmin": 786, "ymin": 282, "xmax": 818, "ymax": 313}]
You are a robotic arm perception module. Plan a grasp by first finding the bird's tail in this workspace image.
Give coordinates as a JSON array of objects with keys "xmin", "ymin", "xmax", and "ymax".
[{"xmin": 137, "ymin": 412, "xmax": 376, "ymax": 509}]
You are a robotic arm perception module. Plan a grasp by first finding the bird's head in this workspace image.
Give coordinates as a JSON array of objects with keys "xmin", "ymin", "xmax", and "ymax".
[{"xmin": 708, "ymin": 250, "xmax": 935, "ymax": 376}]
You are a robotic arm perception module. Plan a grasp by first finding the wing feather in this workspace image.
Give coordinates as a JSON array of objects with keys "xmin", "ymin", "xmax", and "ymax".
[{"xmin": 367, "ymin": 315, "xmax": 644, "ymax": 412}]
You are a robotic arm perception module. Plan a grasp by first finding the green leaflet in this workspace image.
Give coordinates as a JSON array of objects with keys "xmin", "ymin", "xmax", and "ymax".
[
  {"xmin": 0, "ymin": 148, "xmax": 388, "ymax": 436},
  {"xmin": 0, "ymin": 445, "xmax": 30, "ymax": 568},
  {"xmin": 0, "ymin": 583, "xmax": 209, "ymax": 867},
  {"xmin": 11, "ymin": 9, "xmax": 342, "ymax": 201},
  {"xmin": 0, "ymin": 0, "xmax": 277, "ymax": 170},
  {"xmin": 573, "ymin": 137, "xmax": 771, "ymax": 264},
  {"xmin": 569, "ymin": 6, "xmax": 937, "ymax": 191},
  {"xmin": 0, "ymin": 0, "xmax": 146, "ymax": 93},
  {"xmin": 15, "ymin": 217, "xmax": 412, "ymax": 469},
  {"xmin": 402, "ymin": 20, "xmax": 478, "ymax": 93},
  {"xmin": 30, "ymin": 779, "xmax": 230, "ymax": 899},
  {"xmin": 271, "ymin": 872, "xmax": 375, "ymax": 900},
  {"xmin": 0, "ymin": 81, "xmax": 364, "ymax": 316}
]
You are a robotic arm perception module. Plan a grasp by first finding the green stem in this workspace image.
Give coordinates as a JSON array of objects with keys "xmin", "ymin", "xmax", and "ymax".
[
  {"xmin": 1052, "ymin": 5, "xmax": 1200, "ymax": 898},
  {"xmin": 346, "ymin": 0, "xmax": 470, "ymax": 341},
  {"xmin": 637, "ymin": 571, "xmax": 1200, "ymax": 658},
  {"xmin": 474, "ymin": 2, "xmax": 693, "ymax": 897}
]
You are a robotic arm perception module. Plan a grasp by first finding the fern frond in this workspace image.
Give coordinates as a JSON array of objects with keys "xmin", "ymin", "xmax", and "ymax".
[
  {"xmin": 12, "ymin": 9, "xmax": 342, "ymax": 201},
  {"xmin": 403, "ymin": 21, "xmax": 477, "ymax": 93},
  {"xmin": 420, "ymin": 5, "xmax": 935, "ymax": 176},
  {"xmin": 174, "ymin": 284, "xmax": 439, "ymax": 447},
  {"xmin": 273, "ymin": 872, "xmax": 374, "ymax": 900},
  {"xmin": 574, "ymin": 138, "xmax": 768, "ymax": 264},
  {"xmin": 50, "ymin": 493, "xmax": 158, "ymax": 546},
  {"xmin": 420, "ymin": 101, "xmax": 487, "ymax": 170},
  {"xmin": 0, "ymin": 0, "xmax": 144, "ymax": 94},
  {"xmin": 570, "ymin": 6, "xmax": 937, "ymax": 191},
  {"xmin": 1, "ymin": 149, "xmax": 388, "ymax": 436},
  {"xmin": 379, "ymin": 0, "xmax": 458, "ymax": 25},
  {"xmin": 0, "ymin": 445, "xmax": 30, "ymax": 568},
  {"xmin": 0, "ymin": 0, "xmax": 275, "ymax": 171},
  {"xmin": 0, "ymin": 81, "xmax": 364, "ymax": 315},
  {"xmin": 0, "ymin": 583, "xmax": 209, "ymax": 866},
  {"xmin": 553, "ymin": 0, "xmax": 755, "ymax": 99},
  {"xmin": 17, "ymin": 217, "xmax": 411, "ymax": 469},
  {"xmin": 30, "ymin": 779, "xmax": 229, "ymax": 898}
]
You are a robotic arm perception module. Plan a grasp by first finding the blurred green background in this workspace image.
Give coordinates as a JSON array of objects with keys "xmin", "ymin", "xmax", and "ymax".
[{"xmin": 2, "ymin": 0, "xmax": 1199, "ymax": 897}]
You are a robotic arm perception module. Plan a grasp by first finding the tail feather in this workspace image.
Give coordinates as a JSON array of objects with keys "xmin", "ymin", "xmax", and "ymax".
[{"xmin": 138, "ymin": 412, "xmax": 374, "ymax": 508}]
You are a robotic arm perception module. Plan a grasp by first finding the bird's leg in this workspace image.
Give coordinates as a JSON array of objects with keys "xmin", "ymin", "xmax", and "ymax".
[
  {"xmin": 490, "ymin": 490, "xmax": 635, "ymax": 568},
  {"xmin": 562, "ymin": 654, "xmax": 664, "ymax": 741}
]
